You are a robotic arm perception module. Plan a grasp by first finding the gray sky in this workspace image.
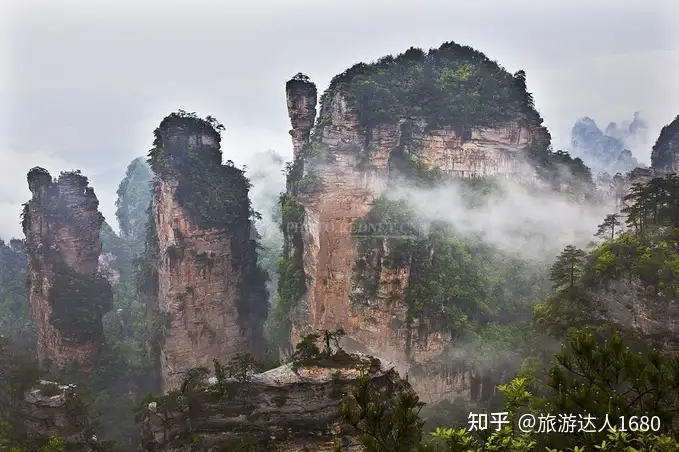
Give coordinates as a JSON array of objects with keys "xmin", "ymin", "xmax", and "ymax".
[{"xmin": 1, "ymin": 0, "xmax": 678, "ymax": 239}]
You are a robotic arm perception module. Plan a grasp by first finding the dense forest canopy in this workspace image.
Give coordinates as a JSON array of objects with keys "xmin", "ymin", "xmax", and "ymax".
[{"xmin": 318, "ymin": 42, "xmax": 548, "ymax": 137}]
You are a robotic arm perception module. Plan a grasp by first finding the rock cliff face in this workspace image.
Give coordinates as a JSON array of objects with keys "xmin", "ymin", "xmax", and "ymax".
[
  {"xmin": 144, "ymin": 112, "xmax": 268, "ymax": 393},
  {"xmin": 281, "ymin": 46, "xmax": 547, "ymax": 404},
  {"xmin": 19, "ymin": 380, "xmax": 97, "ymax": 451},
  {"xmin": 22, "ymin": 168, "xmax": 112, "ymax": 372},
  {"xmin": 139, "ymin": 354, "xmax": 399, "ymax": 451},
  {"xmin": 286, "ymin": 73, "xmax": 318, "ymax": 156},
  {"xmin": 591, "ymin": 278, "xmax": 679, "ymax": 351},
  {"xmin": 651, "ymin": 115, "xmax": 679, "ymax": 174}
]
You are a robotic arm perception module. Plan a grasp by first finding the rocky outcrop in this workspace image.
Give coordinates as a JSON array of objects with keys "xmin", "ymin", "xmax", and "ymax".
[
  {"xmin": 591, "ymin": 278, "xmax": 679, "ymax": 351},
  {"xmin": 139, "ymin": 354, "xmax": 398, "ymax": 451},
  {"xmin": 570, "ymin": 115, "xmax": 644, "ymax": 177},
  {"xmin": 19, "ymin": 380, "xmax": 97, "ymax": 451},
  {"xmin": 0, "ymin": 337, "xmax": 96, "ymax": 451},
  {"xmin": 286, "ymin": 73, "xmax": 318, "ymax": 156},
  {"xmin": 651, "ymin": 115, "xmax": 679, "ymax": 173},
  {"xmin": 22, "ymin": 168, "xmax": 112, "ymax": 372},
  {"xmin": 145, "ymin": 112, "xmax": 268, "ymax": 393},
  {"xmin": 282, "ymin": 50, "xmax": 545, "ymax": 404}
]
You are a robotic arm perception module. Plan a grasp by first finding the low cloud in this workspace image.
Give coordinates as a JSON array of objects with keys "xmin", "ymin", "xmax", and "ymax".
[{"xmin": 386, "ymin": 176, "xmax": 610, "ymax": 262}]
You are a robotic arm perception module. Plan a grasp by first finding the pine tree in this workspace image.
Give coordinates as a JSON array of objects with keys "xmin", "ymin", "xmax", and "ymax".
[
  {"xmin": 550, "ymin": 245, "xmax": 586, "ymax": 290},
  {"xmin": 336, "ymin": 375, "xmax": 426, "ymax": 452},
  {"xmin": 595, "ymin": 214, "xmax": 621, "ymax": 240}
]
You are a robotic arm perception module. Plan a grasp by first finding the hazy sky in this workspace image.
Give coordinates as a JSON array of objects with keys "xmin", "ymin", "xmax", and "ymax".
[{"xmin": 1, "ymin": 0, "xmax": 678, "ymax": 239}]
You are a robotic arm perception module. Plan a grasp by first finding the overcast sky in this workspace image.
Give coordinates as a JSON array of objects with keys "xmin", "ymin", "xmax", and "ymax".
[{"xmin": 1, "ymin": 0, "xmax": 678, "ymax": 240}]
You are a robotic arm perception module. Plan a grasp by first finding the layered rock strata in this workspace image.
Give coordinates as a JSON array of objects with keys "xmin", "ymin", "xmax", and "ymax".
[
  {"xmin": 283, "ymin": 75, "xmax": 536, "ymax": 403},
  {"xmin": 19, "ymin": 380, "xmax": 97, "ymax": 451},
  {"xmin": 139, "ymin": 354, "xmax": 399, "ymax": 451},
  {"xmin": 22, "ymin": 168, "xmax": 112, "ymax": 372},
  {"xmin": 146, "ymin": 113, "xmax": 267, "ymax": 392},
  {"xmin": 286, "ymin": 73, "xmax": 318, "ymax": 156}
]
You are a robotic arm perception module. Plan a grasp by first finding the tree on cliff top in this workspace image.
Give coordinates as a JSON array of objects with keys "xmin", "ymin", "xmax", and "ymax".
[
  {"xmin": 147, "ymin": 110, "xmax": 253, "ymax": 229},
  {"xmin": 318, "ymin": 41, "xmax": 548, "ymax": 141}
]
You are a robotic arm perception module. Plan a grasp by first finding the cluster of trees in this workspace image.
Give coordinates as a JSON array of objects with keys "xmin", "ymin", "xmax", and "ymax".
[
  {"xmin": 322, "ymin": 42, "xmax": 546, "ymax": 135},
  {"xmin": 333, "ymin": 326, "xmax": 679, "ymax": 451}
]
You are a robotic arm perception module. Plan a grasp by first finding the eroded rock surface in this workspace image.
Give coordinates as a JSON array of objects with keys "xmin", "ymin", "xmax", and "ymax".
[
  {"xmin": 286, "ymin": 73, "xmax": 318, "ymax": 156},
  {"xmin": 140, "ymin": 354, "xmax": 399, "ymax": 451},
  {"xmin": 283, "ymin": 72, "xmax": 538, "ymax": 404},
  {"xmin": 591, "ymin": 278, "xmax": 679, "ymax": 351},
  {"xmin": 145, "ymin": 113, "xmax": 267, "ymax": 392},
  {"xmin": 22, "ymin": 168, "xmax": 112, "ymax": 372},
  {"xmin": 19, "ymin": 380, "xmax": 97, "ymax": 451}
]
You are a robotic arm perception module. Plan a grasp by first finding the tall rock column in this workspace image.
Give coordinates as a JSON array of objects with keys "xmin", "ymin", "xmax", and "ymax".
[
  {"xmin": 286, "ymin": 73, "xmax": 317, "ymax": 155},
  {"xmin": 651, "ymin": 115, "xmax": 679, "ymax": 173},
  {"xmin": 145, "ymin": 111, "xmax": 268, "ymax": 392},
  {"xmin": 22, "ymin": 168, "xmax": 113, "ymax": 372}
]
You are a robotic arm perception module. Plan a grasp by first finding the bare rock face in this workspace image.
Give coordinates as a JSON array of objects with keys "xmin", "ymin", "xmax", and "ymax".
[
  {"xmin": 19, "ymin": 380, "xmax": 97, "ymax": 451},
  {"xmin": 591, "ymin": 277, "xmax": 679, "ymax": 351},
  {"xmin": 145, "ymin": 112, "xmax": 268, "ymax": 393},
  {"xmin": 22, "ymin": 168, "xmax": 112, "ymax": 372},
  {"xmin": 651, "ymin": 115, "xmax": 679, "ymax": 173},
  {"xmin": 282, "ymin": 64, "xmax": 543, "ymax": 404},
  {"xmin": 286, "ymin": 73, "xmax": 318, "ymax": 156},
  {"xmin": 97, "ymin": 252, "xmax": 120, "ymax": 283},
  {"xmin": 139, "ymin": 354, "xmax": 399, "ymax": 451}
]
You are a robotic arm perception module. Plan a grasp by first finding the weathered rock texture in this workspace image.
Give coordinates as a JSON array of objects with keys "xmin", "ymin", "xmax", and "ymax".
[
  {"xmin": 286, "ymin": 73, "xmax": 318, "ymax": 156},
  {"xmin": 140, "ymin": 354, "xmax": 399, "ymax": 451},
  {"xmin": 283, "ymin": 74, "xmax": 538, "ymax": 403},
  {"xmin": 19, "ymin": 380, "xmax": 97, "ymax": 451},
  {"xmin": 145, "ymin": 113, "xmax": 267, "ymax": 393},
  {"xmin": 591, "ymin": 278, "xmax": 679, "ymax": 351},
  {"xmin": 22, "ymin": 168, "xmax": 112, "ymax": 372},
  {"xmin": 651, "ymin": 115, "xmax": 679, "ymax": 174}
]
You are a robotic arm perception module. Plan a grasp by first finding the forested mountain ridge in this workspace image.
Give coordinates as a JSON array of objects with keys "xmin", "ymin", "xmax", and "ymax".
[
  {"xmin": 0, "ymin": 38, "xmax": 677, "ymax": 452},
  {"xmin": 278, "ymin": 41, "xmax": 605, "ymax": 409}
]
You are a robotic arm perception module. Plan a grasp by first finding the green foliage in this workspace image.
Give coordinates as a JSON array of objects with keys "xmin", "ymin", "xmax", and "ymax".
[
  {"xmin": 622, "ymin": 175, "xmax": 679, "ymax": 238},
  {"xmin": 339, "ymin": 330, "xmax": 679, "ymax": 451},
  {"xmin": 527, "ymin": 150, "xmax": 596, "ymax": 198},
  {"xmin": 0, "ymin": 239, "xmax": 34, "ymax": 347},
  {"xmin": 595, "ymin": 214, "xmax": 622, "ymax": 240},
  {"xmin": 48, "ymin": 263, "xmax": 113, "ymax": 343},
  {"xmin": 549, "ymin": 245, "xmax": 586, "ymax": 291},
  {"xmin": 651, "ymin": 114, "xmax": 679, "ymax": 171},
  {"xmin": 290, "ymin": 330, "xmax": 372, "ymax": 372},
  {"xmin": 0, "ymin": 420, "xmax": 66, "ymax": 452},
  {"xmin": 272, "ymin": 192, "xmax": 307, "ymax": 345},
  {"xmin": 322, "ymin": 43, "xmax": 545, "ymax": 134},
  {"xmin": 147, "ymin": 110, "xmax": 252, "ymax": 229},
  {"xmin": 545, "ymin": 327, "xmax": 679, "ymax": 449},
  {"xmin": 336, "ymin": 375, "xmax": 426, "ymax": 452},
  {"xmin": 291, "ymin": 333, "xmax": 321, "ymax": 370},
  {"xmin": 114, "ymin": 157, "xmax": 152, "ymax": 249},
  {"xmin": 387, "ymin": 148, "xmax": 445, "ymax": 188},
  {"xmin": 353, "ymin": 198, "xmax": 551, "ymax": 344},
  {"xmin": 224, "ymin": 353, "xmax": 256, "ymax": 383}
]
